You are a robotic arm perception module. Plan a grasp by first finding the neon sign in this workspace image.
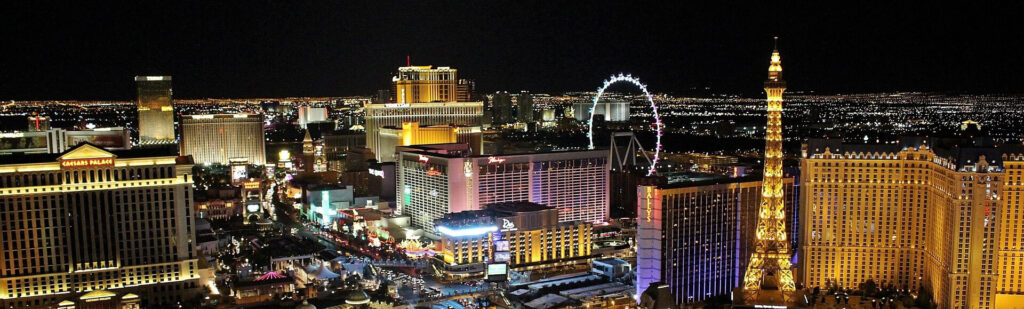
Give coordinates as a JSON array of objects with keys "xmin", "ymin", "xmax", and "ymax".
[
  {"xmin": 487, "ymin": 156, "xmax": 506, "ymax": 164},
  {"xmin": 500, "ymin": 218, "xmax": 517, "ymax": 232},
  {"xmin": 437, "ymin": 225, "xmax": 497, "ymax": 237},
  {"xmin": 418, "ymin": 155, "xmax": 429, "ymax": 163},
  {"xmin": 643, "ymin": 186, "xmax": 651, "ymax": 222},
  {"xmin": 243, "ymin": 181, "xmax": 261, "ymax": 189},
  {"xmin": 426, "ymin": 168, "xmax": 442, "ymax": 176},
  {"xmin": 60, "ymin": 158, "xmax": 114, "ymax": 169}
]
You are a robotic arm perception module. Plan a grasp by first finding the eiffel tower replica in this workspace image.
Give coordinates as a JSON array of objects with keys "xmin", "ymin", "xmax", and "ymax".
[{"xmin": 741, "ymin": 37, "xmax": 796, "ymax": 304}]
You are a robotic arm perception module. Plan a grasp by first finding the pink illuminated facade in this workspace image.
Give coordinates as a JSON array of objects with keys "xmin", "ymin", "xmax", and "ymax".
[{"xmin": 396, "ymin": 144, "xmax": 609, "ymax": 238}]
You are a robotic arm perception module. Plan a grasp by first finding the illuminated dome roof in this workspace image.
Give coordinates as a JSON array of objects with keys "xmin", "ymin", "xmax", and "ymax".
[{"xmin": 344, "ymin": 290, "xmax": 370, "ymax": 305}]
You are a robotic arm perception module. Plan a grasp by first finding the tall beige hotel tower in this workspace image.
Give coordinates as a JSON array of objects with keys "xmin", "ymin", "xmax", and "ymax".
[
  {"xmin": 800, "ymin": 127, "xmax": 1024, "ymax": 308},
  {"xmin": 741, "ymin": 38, "xmax": 797, "ymax": 303},
  {"xmin": 0, "ymin": 144, "xmax": 200, "ymax": 308}
]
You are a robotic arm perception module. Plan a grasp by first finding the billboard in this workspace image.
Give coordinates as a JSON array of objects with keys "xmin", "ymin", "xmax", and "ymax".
[
  {"xmin": 494, "ymin": 240, "xmax": 509, "ymax": 252},
  {"xmin": 0, "ymin": 134, "xmax": 47, "ymax": 151},
  {"xmin": 231, "ymin": 164, "xmax": 248, "ymax": 182},
  {"xmin": 494, "ymin": 251, "xmax": 510, "ymax": 263},
  {"xmin": 486, "ymin": 263, "xmax": 508, "ymax": 282},
  {"xmin": 67, "ymin": 133, "xmax": 127, "ymax": 149}
]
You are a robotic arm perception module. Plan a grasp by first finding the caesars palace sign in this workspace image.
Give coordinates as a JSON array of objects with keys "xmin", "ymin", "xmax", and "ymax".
[{"xmin": 60, "ymin": 158, "xmax": 115, "ymax": 169}]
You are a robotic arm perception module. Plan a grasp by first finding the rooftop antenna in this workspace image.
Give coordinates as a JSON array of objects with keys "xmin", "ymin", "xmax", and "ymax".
[
  {"xmin": 406, "ymin": 55, "xmax": 411, "ymax": 66},
  {"xmin": 773, "ymin": 36, "xmax": 779, "ymax": 50}
]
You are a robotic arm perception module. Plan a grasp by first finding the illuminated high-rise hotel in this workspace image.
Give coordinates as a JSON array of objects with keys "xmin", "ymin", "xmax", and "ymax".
[
  {"xmin": 180, "ymin": 114, "xmax": 267, "ymax": 165},
  {"xmin": 517, "ymin": 91, "xmax": 533, "ymax": 123},
  {"xmin": 394, "ymin": 66, "xmax": 457, "ymax": 104},
  {"xmin": 0, "ymin": 144, "xmax": 200, "ymax": 308},
  {"xmin": 135, "ymin": 76, "xmax": 175, "ymax": 143},
  {"xmin": 742, "ymin": 38, "xmax": 796, "ymax": 302},
  {"xmin": 800, "ymin": 134, "xmax": 1024, "ymax": 308},
  {"xmin": 396, "ymin": 144, "xmax": 608, "ymax": 237},
  {"xmin": 636, "ymin": 177, "xmax": 796, "ymax": 304},
  {"xmin": 365, "ymin": 65, "xmax": 484, "ymax": 162}
]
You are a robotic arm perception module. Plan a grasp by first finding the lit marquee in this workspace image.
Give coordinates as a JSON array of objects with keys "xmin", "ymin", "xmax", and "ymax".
[
  {"xmin": 437, "ymin": 225, "xmax": 498, "ymax": 237},
  {"xmin": 645, "ymin": 187, "xmax": 653, "ymax": 222},
  {"xmin": 60, "ymin": 158, "xmax": 114, "ymax": 168}
]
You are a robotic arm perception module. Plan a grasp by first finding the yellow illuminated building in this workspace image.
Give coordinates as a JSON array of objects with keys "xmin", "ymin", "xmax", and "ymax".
[
  {"xmin": 0, "ymin": 144, "xmax": 201, "ymax": 308},
  {"xmin": 377, "ymin": 122, "xmax": 482, "ymax": 162},
  {"xmin": 742, "ymin": 38, "xmax": 796, "ymax": 302},
  {"xmin": 800, "ymin": 135, "xmax": 1024, "ymax": 308},
  {"xmin": 180, "ymin": 114, "xmax": 267, "ymax": 165},
  {"xmin": 365, "ymin": 65, "xmax": 484, "ymax": 163},
  {"xmin": 135, "ymin": 76, "xmax": 176, "ymax": 143},
  {"xmin": 393, "ymin": 65, "xmax": 457, "ymax": 103},
  {"xmin": 396, "ymin": 122, "xmax": 458, "ymax": 148},
  {"xmin": 435, "ymin": 202, "xmax": 592, "ymax": 277}
]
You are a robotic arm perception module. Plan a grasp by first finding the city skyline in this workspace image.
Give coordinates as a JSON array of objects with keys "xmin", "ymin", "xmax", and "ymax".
[
  {"xmin": 4, "ymin": 3, "xmax": 1024, "ymax": 308},
  {"xmin": 3, "ymin": 2, "xmax": 1024, "ymax": 100}
]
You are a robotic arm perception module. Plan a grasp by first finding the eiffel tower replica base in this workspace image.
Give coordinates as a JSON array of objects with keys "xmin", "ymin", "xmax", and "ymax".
[{"xmin": 731, "ymin": 287, "xmax": 806, "ymax": 308}]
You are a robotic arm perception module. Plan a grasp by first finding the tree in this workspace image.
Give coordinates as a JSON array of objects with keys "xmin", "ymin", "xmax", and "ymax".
[
  {"xmin": 859, "ymin": 279, "xmax": 878, "ymax": 296},
  {"xmin": 916, "ymin": 285, "xmax": 936, "ymax": 309},
  {"xmin": 901, "ymin": 295, "xmax": 915, "ymax": 308}
]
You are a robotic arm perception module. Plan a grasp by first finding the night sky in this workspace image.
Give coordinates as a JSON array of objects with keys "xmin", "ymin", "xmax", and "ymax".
[{"xmin": 3, "ymin": 1, "xmax": 1022, "ymax": 100}]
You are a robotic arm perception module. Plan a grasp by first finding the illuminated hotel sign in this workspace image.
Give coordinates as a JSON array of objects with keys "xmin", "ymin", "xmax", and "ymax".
[
  {"xmin": 368, "ymin": 168, "xmax": 384, "ymax": 177},
  {"xmin": 418, "ymin": 154, "xmax": 429, "ymax": 163},
  {"xmin": 437, "ymin": 225, "xmax": 497, "ymax": 237},
  {"xmin": 60, "ymin": 158, "xmax": 114, "ymax": 169},
  {"xmin": 645, "ymin": 187, "xmax": 653, "ymax": 222},
  {"xmin": 243, "ymin": 181, "xmax": 261, "ymax": 189},
  {"xmin": 500, "ymin": 218, "xmax": 517, "ymax": 232},
  {"xmin": 487, "ymin": 156, "xmax": 506, "ymax": 164}
]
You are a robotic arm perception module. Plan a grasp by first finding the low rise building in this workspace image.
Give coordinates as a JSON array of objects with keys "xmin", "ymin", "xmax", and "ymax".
[
  {"xmin": 195, "ymin": 198, "xmax": 241, "ymax": 220},
  {"xmin": 232, "ymin": 272, "xmax": 296, "ymax": 306},
  {"xmin": 592, "ymin": 258, "xmax": 631, "ymax": 280},
  {"xmin": 305, "ymin": 185, "xmax": 381, "ymax": 228},
  {"xmin": 434, "ymin": 202, "xmax": 592, "ymax": 278}
]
